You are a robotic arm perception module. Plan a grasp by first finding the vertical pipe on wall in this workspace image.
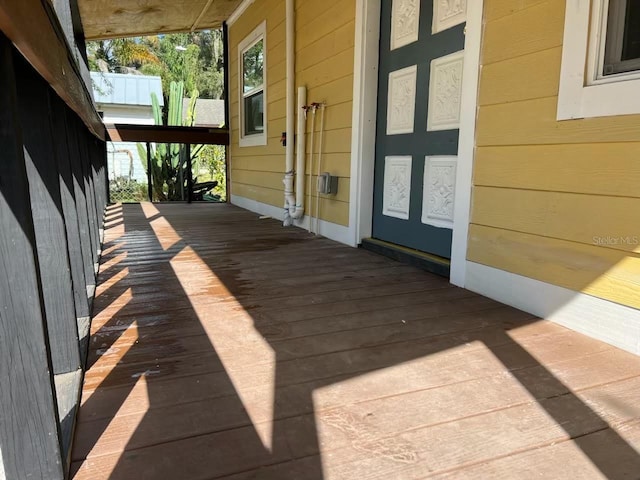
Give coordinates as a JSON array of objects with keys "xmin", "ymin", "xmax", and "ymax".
[
  {"xmin": 306, "ymin": 105, "xmax": 317, "ymax": 232},
  {"xmin": 283, "ymin": 0, "xmax": 299, "ymax": 225},
  {"xmin": 315, "ymin": 103, "xmax": 326, "ymax": 234}
]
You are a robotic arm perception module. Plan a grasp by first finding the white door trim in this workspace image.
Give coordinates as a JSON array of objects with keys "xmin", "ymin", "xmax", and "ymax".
[
  {"xmin": 349, "ymin": 0, "xmax": 484, "ymax": 287},
  {"xmin": 450, "ymin": 0, "xmax": 483, "ymax": 287},
  {"xmin": 348, "ymin": 0, "xmax": 381, "ymax": 247}
]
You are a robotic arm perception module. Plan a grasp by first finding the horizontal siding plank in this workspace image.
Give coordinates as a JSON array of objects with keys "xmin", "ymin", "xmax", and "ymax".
[
  {"xmin": 228, "ymin": 0, "xmax": 354, "ymax": 225},
  {"xmin": 305, "ymin": 75, "xmax": 355, "ymax": 107},
  {"xmin": 477, "ymin": 96, "xmax": 640, "ymax": 146},
  {"xmin": 482, "ymin": 0, "xmax": 564, "ymax": 65},
  {"xmin": 467, "ymin": 224, "xmax": 640, "ymax": 309},
  {"xmin": 231, "ymin": 128, "xmax": 352, "ymax": 158},
  {"xmin": 479, "ymin": 47, "xmax": 561, "ymax": 106},
  {"xmin": 231, "ymin": 170, "xmax": 350, "ymax": 203},
  {"xmin": 231, "ymin": 182, "xmax": 349, "ymax": 225},
  {"xmin": 227, "ymin": 0, "xmax": 283, "ymax": 43},
  {"xmin": 484, "ymin": 0, "xmax": 549, "ymax": 22},
  {"xmin": 297, "ymin": 47, "xmax": 354, "ymax": 89},
  {"xmin": 231, "ymin": 152, "xmax": 352, "ymax": 177},
  {"xmin": 472, "ymin": 186, "xmax": 640, "ymax": 252},
  {"xmin": 295, "ymin": 0, "xmax": 355, "ymax": 50},
  {"xmin": 297, "ymin": 21, "xmax": 355, "ymax": 72},
  {"xmin": 474, "ymin": 144, "xmax": 640, "ymax": 198}
]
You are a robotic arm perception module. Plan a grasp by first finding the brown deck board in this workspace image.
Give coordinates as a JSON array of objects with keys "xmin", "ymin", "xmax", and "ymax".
[{"xmin": 71, "ymin": 203, "xmax": 640, "ymax": 479}]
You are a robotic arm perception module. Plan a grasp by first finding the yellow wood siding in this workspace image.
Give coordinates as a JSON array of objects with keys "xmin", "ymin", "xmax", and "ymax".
[
  {"xmin": 228, "ymin": 0, "xmax": 355, "ymax": 227},
  {"xmin": 470, "ymin": 0, "xmax": 640, "ymax": 309}
]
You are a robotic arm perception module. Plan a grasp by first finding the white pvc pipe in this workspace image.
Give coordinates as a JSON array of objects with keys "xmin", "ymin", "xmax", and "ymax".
[
  {"xmin": 315, "ymin": 104, "xmax": 326, "ymax": 234},
  {"xmin": 283, "ymin": 0, "xmax": 296, "ymax": 226},
  {"xmin": 290, "ymin": 87, "xmax": 307, "ymax": 220},
  {"xmin": 306, "ymin": 106, "xmax": 317, "ymax": 231}
]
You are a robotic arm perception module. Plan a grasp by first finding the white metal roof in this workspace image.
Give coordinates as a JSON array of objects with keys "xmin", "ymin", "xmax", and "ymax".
[{"xmin": 91, "ymin": 72, "xmax": 164, "ymax": 107}]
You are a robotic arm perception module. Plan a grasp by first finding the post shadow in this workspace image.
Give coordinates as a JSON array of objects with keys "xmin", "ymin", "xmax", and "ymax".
[{"xmin": 72, "ymin": 203, "xmax": 640, "ymax": 479}]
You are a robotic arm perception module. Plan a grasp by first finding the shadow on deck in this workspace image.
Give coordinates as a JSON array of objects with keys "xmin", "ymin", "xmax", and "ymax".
[{"xmin": 71, "ymin": 203, "xmax": 640, "ymax": 479}]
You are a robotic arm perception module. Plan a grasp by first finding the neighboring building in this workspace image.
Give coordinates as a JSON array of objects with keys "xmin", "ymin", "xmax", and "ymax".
[
  {"xmin": 91, "ymin": 71, "xmax": 164, "ymax": 183},
  {"xmin": 183, "ymin": 98, "xmax": 226, "ymax": 127},
  {"xmin": 227, "ymin": 0, "xmax": 640, "ymax": 356}
]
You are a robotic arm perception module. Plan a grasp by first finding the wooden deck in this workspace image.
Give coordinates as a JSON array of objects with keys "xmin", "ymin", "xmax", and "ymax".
[{"xmin": 71, "ymin": 203, "xmax": 640, "ymax": 479}]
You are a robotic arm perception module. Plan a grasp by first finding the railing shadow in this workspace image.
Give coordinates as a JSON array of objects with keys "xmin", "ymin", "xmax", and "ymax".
[{"xmin": 71, "ymin": 203, "xmax": 640, "ymax": 479}]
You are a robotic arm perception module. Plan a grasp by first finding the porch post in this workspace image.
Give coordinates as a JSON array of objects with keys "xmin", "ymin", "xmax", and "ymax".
[
  {"xmin": 147, "ymin": 141, "xmax": 153, "ymax": 201},
  {"xmin": 223, "ymin": 21, "xmax": 231, "ymax": 202},
  {"xmin": 186, "ymin": 143, "xmax": 193, "ymax": 203},
  {"xmin": 0, "ymin": 34, "xmax": 64, "ymax": 480}
]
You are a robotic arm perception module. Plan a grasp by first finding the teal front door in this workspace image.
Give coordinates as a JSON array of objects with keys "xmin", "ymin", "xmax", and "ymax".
[{"xmin": 372, "ymin": 0, "xmax": 466, "ymax": 259}]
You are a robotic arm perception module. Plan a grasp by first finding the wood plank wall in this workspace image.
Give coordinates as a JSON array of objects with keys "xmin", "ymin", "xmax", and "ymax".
[
  {"xmin": 470, "ymin": 0, "xmax": 640, "ymax": 309},
  {"xmin": 228, "ymin": 0, "xmax": 356, "ymax": 226},
  {"xmin": 0, "ymin": 33, "xmax": 107, "ymax": 479}
]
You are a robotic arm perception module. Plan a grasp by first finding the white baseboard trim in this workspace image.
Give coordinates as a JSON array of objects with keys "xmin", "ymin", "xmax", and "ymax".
[
  {"xmin": 230, "ymin": 195, "xmax": 353, "ymax": 246},
  {"xmin": 466, "ymin": 261, "xmax": 640, "ymax": 356}
]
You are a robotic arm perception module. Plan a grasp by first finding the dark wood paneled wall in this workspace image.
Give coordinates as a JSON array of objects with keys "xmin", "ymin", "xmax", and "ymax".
[{"xmin": 0, "ymin": 30, "xmax": 107, "ymax": 478}]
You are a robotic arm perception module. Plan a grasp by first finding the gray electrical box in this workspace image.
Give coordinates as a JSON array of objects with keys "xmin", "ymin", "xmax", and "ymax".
[{"xmin": 317, "ymin": 172, "xmax": 338, "ymax": 195}]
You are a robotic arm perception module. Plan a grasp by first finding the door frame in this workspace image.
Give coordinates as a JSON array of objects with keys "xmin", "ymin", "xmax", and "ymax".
[{"xmin": 348, "ymin": 0, "xmax": 484, "ymax": 288}]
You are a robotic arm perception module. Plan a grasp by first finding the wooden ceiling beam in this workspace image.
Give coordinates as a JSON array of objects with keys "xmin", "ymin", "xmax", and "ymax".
[{"xmin": 107, "ymin": 124, "xmax": 230, "ymax": 145}]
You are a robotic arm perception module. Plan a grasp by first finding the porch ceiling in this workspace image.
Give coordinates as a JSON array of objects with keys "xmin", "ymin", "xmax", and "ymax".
[{"xmin": 77, "ymin": 0, "xmax": 242, "ymax": 40}]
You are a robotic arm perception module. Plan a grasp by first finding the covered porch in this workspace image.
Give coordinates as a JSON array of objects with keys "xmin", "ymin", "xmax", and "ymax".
[{"xmin": 72, "ymin": 203, "xmax": 640, "ymax": 479}]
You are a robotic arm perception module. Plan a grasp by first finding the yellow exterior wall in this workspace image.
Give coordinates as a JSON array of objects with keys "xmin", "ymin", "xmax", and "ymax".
[
  {"xmin": 228, "ymin": 0, "xmax": 355, "ymax": 226},
  {"xmin": 470, "ymin": 0, "xmax": 640, "ymax": 309}
]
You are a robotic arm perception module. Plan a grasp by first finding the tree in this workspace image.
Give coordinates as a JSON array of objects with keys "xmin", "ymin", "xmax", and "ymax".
[
  {"xmin": 87, "ymin": 38, "xmax": 159, "ymax": 73},
  {"xmin": 88, "ymin": 31, "xmax": 225, "ymax": 100},
  {"xmin": 136, "ymin": 82, "xmax": 204, "ymax": 201}
]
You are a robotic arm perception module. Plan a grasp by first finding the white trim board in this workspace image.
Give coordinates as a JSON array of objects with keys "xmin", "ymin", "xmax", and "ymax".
[
  {"xmin": 466, "ymin": 261, "xmax": 640, "ymax": 356},
  {"xmin": 449, "ymin": 0, "xmax": 483, "ymax": 288},
  {"xmin": 230, "ymin": 194, "xmax": 353, "ymax": 246},
  {"xmin": 349, "ymin": 0, "xmax": 381, "ymax": 247}
]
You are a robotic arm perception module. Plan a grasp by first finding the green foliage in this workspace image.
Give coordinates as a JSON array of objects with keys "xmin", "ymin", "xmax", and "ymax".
[
  {"xmin": 109, "ymin": 177, "xmax": 148, "ymax": 203},
  {"xmin": 87, "ymin": 38, "xmax": 159, "ymax": 73},
  {"xmin": 88, "ymin": 31, "xmax": 225, "ymax": 100},
  {"xmin": 242, "ymin": 40, "xmax": 264, "ymax": 92},
  {"xmin": 138, "ymin": 82, "xmax": 201, "ymax": 201},
  {"xmin": 198, "ymin": 144, "xmax": 227, "ymax": 201}
]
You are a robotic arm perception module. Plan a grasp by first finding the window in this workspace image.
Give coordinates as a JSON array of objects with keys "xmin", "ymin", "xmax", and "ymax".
[
  {"xmin": 602, "ymin": 0, "xmax": 640, "ymax": 76},
  {"xmin": 558, "ymin": 0, "xmax": 640, "ymax": 119},
  {"xmin": 239, "ymin": 22, "xmax": 266, "ymax": 146}
]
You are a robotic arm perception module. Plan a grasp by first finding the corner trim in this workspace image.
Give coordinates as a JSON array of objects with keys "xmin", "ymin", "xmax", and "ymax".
[
  {"xmin": 466, "ymin": 261, "xmax": 640, "ymax": 356},
  {"xmin": 449, "ymin": 0, "xmax": 483, "ymax": 288}
]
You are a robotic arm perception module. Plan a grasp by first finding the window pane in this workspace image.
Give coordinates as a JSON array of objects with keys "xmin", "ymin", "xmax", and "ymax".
[
  {"xmin": 622, "ymin": 0, "xmax": 640, "ymax": 61},
  {"xmin": 243, "ymin": 40, "xmax": 264, "ymax": 93},
  {"xmin": 244, "ymin": 91, "xmax": 264, "ymax": 136}
]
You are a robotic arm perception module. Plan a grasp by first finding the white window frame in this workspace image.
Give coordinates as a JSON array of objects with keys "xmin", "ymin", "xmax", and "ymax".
[
  {"xmin": 558, "ymin": 0, "xmax": 640, "ymax": 120},
  {"xmin": 238, "ymin": 21, "xmax": 267, "ymax": 147}
]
